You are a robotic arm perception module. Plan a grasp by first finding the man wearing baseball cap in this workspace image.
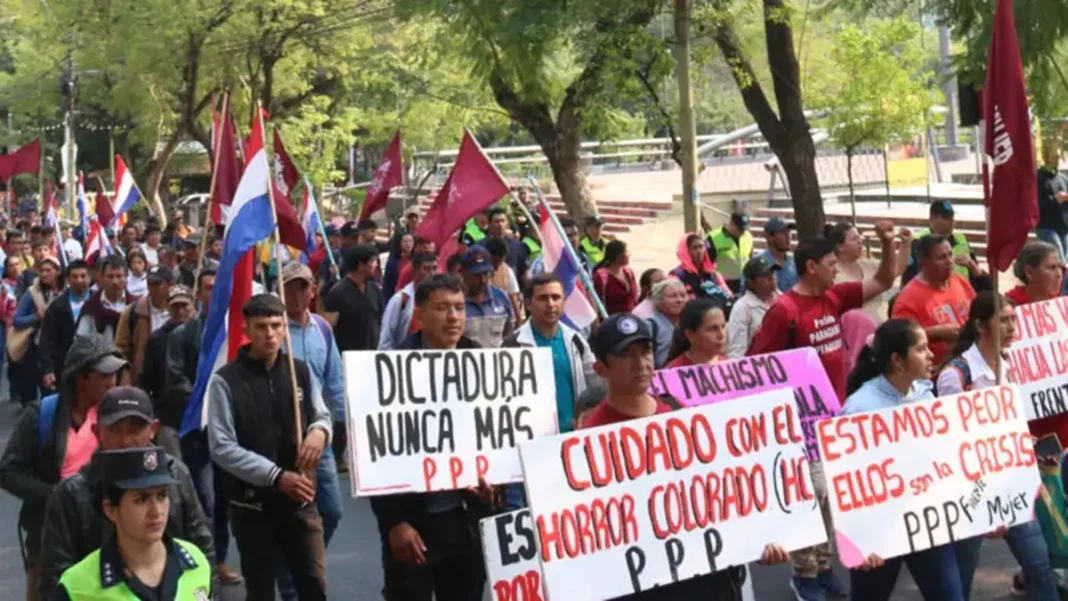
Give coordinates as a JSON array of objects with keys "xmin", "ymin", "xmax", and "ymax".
[
  {"xmin": 140, "ymin": 285, "xmax": 197, "ymax": 458},
  {"xmin": 746, "ymin": 216, "xmax": 797, "ymax": 293},
  {"xmin": 460, "ymin": 247, "xmax": 515, "ymax": 348},
  {"xmin": 116, "ymin": 265, "xmax": 174, "ymax": 385},
  {"xmin": 38, "ymin": 387, "xmax": 215, "ymax": 598},
  {"xmin": 905, "ymin": 199, "xmax": 987, "ymax": 287},
  {"xmin": 580, "ymin": 215, "xmax": 608, "ymax": 266},
  {"xmin": 729, "ymin": 256, "xmax": 782, "ymax": 358},
  {"xmin": 581, "ymin": 314, "xmax": 788, "ymax": 598},
  {"xmin": 705, "ymin": 210, "xmax": 754, "ymax": 293}
]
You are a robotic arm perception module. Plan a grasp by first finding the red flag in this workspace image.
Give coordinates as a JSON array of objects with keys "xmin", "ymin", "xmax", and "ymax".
[
  {"xmin": 0, "ymin": 139, "xmax": 41, "ymax": 182},
  {"xmin": 983, "ymin": 0, "xmax": 1037, "ymax": 273},
  {"xmin": 270, "ymin": 130, "xmax": 307, "ymax": 249},
  {"xmin": 416, "ymin": 132, "xmax": 510, "ymax": 247},
  {"xmin": 359, "ymin": 130, "xmax": 403, "ymax": 221},
  {"xmin": 210, "ymin": 93, "xmax": 242, "ymax": 225},
  {"xmin": 94, "ymin": 179, "xmax": 115, "ymax": 226}
]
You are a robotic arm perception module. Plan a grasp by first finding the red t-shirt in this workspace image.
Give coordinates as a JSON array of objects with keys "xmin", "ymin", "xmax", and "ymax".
[
  {"xmin": 1003, "ymin": 284, "xmax": 1068, "ymax": 443},
  {"xmin": 593, "ymin": 267, "xmax": 639, "ymax": 315},
  {"xmin": 748, "ymin": 282, "xmax": 864, "ymax": 402},
  {"xmin": 582, "ymin": 398, "xmax": 675, "ymax": 428},
  {"xmin": 891, "ymin": 274, "xmax": 975, "ymax": 365},
  {"xmin": 1005, "ymin": 285, "xmax": 1033, "ymax": 306}
]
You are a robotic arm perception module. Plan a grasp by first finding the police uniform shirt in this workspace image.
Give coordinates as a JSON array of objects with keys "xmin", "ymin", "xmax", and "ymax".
[{"xmin": 54, "ymin": 536, "xmax": 210, "ymax": 601}]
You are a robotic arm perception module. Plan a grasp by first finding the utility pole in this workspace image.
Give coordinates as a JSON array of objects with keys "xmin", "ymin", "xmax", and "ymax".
[
  {"xmin": 674, "ymin": 0, "xmax": 700, "ymax": 233},
  {"xmin": 938, "ymin": 26, "xmax": 959, "ymax": 147},
  {"xmin": 61, "ymin": 48, "xmax": 77, "ymax": 215}
]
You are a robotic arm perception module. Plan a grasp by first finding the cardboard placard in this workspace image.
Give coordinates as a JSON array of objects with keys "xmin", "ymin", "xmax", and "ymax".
[
  {"xmin": 345, "ymin": 348, "xmax": 559, "ymax": 496},
  {"xmin": 1006, "ymin": 297, "xmax": 1068, "ymax": 421},
  {"xmin": 519, "ymin": 388, "xmax": 826, "ymax": 601},
  {"xmin": 651, "ymin": 348, "xmax": 840, "ymax": 462},
  {"xmin": 479, "ymin": 509, "xmax": 757, "ymax": 601},
  {"xmin": 818, "ymin": 384, "xmax": 1040, "ymax": 568}
]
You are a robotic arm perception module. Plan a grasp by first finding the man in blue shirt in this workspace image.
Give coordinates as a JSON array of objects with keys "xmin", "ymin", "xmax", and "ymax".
[
  {"xmin": 743, "ymin": 216, "xmax": 798, "ymax": 293},
  {"xmin": 278, "ymin": 261, "xmax": 345, "ymax": 601},
  {"xmin": 460, "ymin": 248, "xmax": 515, "ymax": 348},
  {"xmin": 501, "ymin": 273, "xmax": 598, "ymax": 508}
]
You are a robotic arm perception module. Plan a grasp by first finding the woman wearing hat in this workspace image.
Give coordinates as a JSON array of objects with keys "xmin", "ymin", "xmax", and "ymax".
[{"xmin": 52, "ymin": 447, "xmax": 210, "ymax": 600}]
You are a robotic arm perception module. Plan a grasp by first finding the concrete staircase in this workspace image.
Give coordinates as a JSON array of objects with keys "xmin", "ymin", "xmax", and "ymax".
[{"xmin": 749, "ymin": 206, "xmax": 1035, "ymax": 264}]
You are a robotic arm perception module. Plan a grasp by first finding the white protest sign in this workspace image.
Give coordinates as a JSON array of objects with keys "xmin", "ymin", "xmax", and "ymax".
[
  {"xmin": 518, "ymin": 388, "xmax": 825, "ymax": 601},
  {"xmin": 479, "ymin": 509, "xmax": 757, "ymax": 601},
  {"xmin": 344, "ymin": 348, "xmax": 558, "ymax": 496},
  {"xmin": 1006, "ymin": 297, "xmax": 1068, "ymax": 421},
  {"xmin": 818, "ymin": 384, "xmax": 1040, "ymax": 568}
]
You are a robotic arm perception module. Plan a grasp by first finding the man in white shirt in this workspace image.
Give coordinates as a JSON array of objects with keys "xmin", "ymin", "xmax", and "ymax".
[
  {"xmin": 727, "ymin": 256, "xmax": 781, "ymax": 358},
  {"xmin": 141, "ymin": 223, "xmax": 163, "ymax": 266},
  {"xmin": 61, "ymin": 221, "xmax": 83, "ymax": 261}
]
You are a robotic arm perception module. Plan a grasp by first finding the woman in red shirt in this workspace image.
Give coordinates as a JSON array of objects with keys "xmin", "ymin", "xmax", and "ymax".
[
  {"xmin": 663, "ymin": 297, "xmax": 729, "ymax": 368},
  {"xmin": 592, "ymin": 240, "xmax": 639, "ymax": 315},
  {"xmin": 1005, "ymin": 241, "xmax": 1063, "ymax": 306}
]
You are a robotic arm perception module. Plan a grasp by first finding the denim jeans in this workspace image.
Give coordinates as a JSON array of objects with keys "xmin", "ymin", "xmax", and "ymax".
[
  {"xmin": 952, "ymin": 536, "xmax": 983, "ymax": 599},
  {"xmin": 180, "ymin": 431, "xmax": 229, "ymax": 563},
  {"xmin": 849, "ymin": 543, "xmax": 965, "ymax": 601},
  {"xmin": 276, "ymin": 445, "xmax": 344, "ymax": 600},
  {"xmin": 1036, "ymin": 228, "xmax": 1068, "ymax": 295},
  {"xmin": 1006, "ymin": 521, "xmax": 1061, "ymax": 601}
]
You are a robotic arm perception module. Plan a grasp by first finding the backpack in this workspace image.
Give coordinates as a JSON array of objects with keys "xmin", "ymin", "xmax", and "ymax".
[
  {"xmin": 935, "ymin": 356, "xmax": 972, "ymax": 397},
  {"xmin": 38, "ymin": 393, "xmax": 59, "ymax": 452},
  {"xmin": 310, "ymin": 313, "xmax": 335, "ymax": 352}
]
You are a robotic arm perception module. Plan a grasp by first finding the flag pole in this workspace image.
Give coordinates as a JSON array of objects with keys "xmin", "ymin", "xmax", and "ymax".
[
  {"xmin": 194, "ymin": 91, "xmax": 228, "ymax": 298},
  {"xmin": 528, "ymin": 175, "xmax": 609, "ymax": 319},
  {"xmin": 257, "ymin": 103, "xmax": 305, "ymax": 449}
]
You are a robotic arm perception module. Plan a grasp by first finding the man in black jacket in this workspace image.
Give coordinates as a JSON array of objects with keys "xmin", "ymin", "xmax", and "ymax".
[
  {"xmin": 37, "ymin": 387, "xmax": 215, "ymax": 598},
  {"xmin": 37, "ymin": 259, "xmax": 92, "ymax": 392},
  {"xmin": 0, "ymin": 334, "xmax": 127, "ymax": 600},
  {"xmin": 140, "ymin": 284, "xmax": 196, "ymax": 459},
  {"xmin": 208, "ymin": 294, "xmax": 333, "ymax": 600},
  {"xmin": 371, "ymin": 273, "xmax": 498, "ymax": 601}
]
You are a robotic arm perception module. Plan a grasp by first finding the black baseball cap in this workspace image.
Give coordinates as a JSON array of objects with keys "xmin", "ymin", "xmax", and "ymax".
[
  {"xmin": 763, "ymin": 216, "xmax": 794, "ymax": 234},
  {"xmin": 183, "ymin": 234, "xmax": 201, "ymax": 246},
  {"xmin": 98, "ymin": 386, "xmax": 155, "ymax": 426},
  {"xmin": 730, "ymin": 212, "xmax": 750, "ymax": 230},
  {"xmin": 340, "ymin": 221, "xmax": 359, "ymax": 238},
  {"xmin": 146, "ymin": 265, "xmax": 174, "ymax": 284},
  {"xmin": 593, "ymin": 314, "xmax": 653, "ymax": 361},
  {"xmin": 743, "ymin": 256, "xmax": 781, "ymax": 281},
  {"xmin": 930, "ymin": 200, "xmax": 955, "ymax": 218},
  {"xmin": 98, "ymin": 447, "xmax": 176, "ymax": 490},
  {"xmin": 586, "ymin": 215, "xmax": 604, "ymax": 226},
  {"xmin": 461, "ymin": 248, "xmax": 494, "ymax": 275}
]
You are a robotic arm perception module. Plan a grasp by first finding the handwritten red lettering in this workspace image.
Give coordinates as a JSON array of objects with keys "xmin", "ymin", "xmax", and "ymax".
[
  {"xmin": 830, "ymin": 458, "xmax": 905, "ymax": 512},
  {"xmin": 449, "ymin": 456, "xmax": 464, "ymax": 488},
  {"xmin": 422, "ymin": 457, "xmax": 437, "ymax": 491},
  {"xmin": 561, "ymin": 438, "xmax": 589, "ymax": 491},
  {"xmin": 956, "ymin": 388, "xmax": 1019, "ymax": 432},
  {"xmin": 536, "ymin": 494, "xmax": 638, "ymax": 562},
  {"xmin": 958, "ymin": 432, "xmax": 1036, "ymax": 482}
]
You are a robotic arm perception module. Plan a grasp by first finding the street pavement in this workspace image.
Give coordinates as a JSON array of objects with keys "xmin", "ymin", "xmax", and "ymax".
[{"xmin": 0, "ymin": 400, "xmax": 1034, "ymax": 600}]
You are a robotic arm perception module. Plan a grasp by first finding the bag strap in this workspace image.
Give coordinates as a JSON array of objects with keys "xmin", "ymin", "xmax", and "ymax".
[
  {"xmin": 28, "ymin": 286, "xmax": 46, "ymax": 315},
  {"xmin": 310, "ymin": 313, "xmax": 334, "ymax": 351},
  {"xmin": 38, "ymin": 393, "xmax": 59, "ymax": 452}
]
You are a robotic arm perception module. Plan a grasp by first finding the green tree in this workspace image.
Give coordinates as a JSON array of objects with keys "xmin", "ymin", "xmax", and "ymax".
[
  {"xmin": 395, "ymin": 0, "xmax": 667, "ymax": 219},
  {"xmin": 814, "ymin": 17, "xmax": 934, "ymax": 223}
]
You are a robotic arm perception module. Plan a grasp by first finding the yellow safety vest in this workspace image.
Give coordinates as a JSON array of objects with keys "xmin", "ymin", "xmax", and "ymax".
[
  {"xmin": 707, "ymin": 227, "xmax": 754, "ymax": 281},
  {"xmin": 580, "ymin": 237, "xmax": 606, "ymax": 265},
  {"xmin": 917, "ymin": 228, "xmax": 973, "ymax": 279},
  {"xmin": 58, "ymin": 538, "xmax": 211, "ymax": 601}
]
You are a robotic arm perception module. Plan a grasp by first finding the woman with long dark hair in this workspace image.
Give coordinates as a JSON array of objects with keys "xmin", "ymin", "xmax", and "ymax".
[
  {"xmin": 936, "ymin": 291, "xmax": 1060, "ymax": 601},
  {"xmin": 592, "ymin": 240, "xmax": 638, "ymax": 315},
  {"xmin": 843, "ymin": 319, "xmax": 968, "ymax": 601},
  {"xmin": 826, "ymin": 221, "xmax": 909, "ymax": 323},
  {"xmin": 663, "ymin": 297, "xmax": 729, "ymax": 368}
]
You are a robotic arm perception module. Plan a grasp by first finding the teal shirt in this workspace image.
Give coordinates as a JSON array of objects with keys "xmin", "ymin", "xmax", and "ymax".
[{"xmin": 533, "ymin": 326, "xmax": 576, "ymax": 432}]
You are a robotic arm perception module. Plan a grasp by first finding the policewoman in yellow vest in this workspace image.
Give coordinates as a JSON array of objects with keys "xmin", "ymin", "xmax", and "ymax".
[
  {"xmin": 54, "ymin": 447, "xmax": 211, "ymax": 601},
  {"xmin": 706, "ymin": 211, "xmax": 754, "ymax": 293}
]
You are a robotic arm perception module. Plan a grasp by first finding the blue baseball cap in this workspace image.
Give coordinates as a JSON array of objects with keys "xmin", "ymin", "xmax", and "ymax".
[{"xmin": 461, "ymin": 248, "xmax": 494, "ymax": 275}]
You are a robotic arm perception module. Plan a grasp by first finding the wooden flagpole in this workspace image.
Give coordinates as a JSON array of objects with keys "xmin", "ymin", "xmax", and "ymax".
[
  {"xmin": 193, "ymin": 91, "xmax": 228, "ymax": 297},
  {"xmin": 257, "ymin": 102, "xmax": 305, "ymax": 449}
]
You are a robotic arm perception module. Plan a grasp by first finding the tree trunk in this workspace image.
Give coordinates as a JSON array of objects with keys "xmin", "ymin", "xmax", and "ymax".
[
  {"xmin": 547, "ymin": 151, "xmax": 598, "ymax": 222},
  {"xmin": 847, "ymin": 148, "xmax": 856, "ymax": 226},
  {"xmin": 775, "ymin": 131, "xmax": 824, "ymax": 240},
  {"xmin": 147, "ymin": 131, "xmax": 181, "ymax": 225}
]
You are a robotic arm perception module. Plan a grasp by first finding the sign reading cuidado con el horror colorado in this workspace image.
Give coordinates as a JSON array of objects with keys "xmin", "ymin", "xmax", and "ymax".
[
  {"xmin": 651, "ymin": 348, "xmax": 840, "ymax": 462},
  {"xmin": 519, "ymin": 388, "xmax": 825, "ymax": 601},
  {"xmin": 818, "ymin": 384, "xmax": 1039, "ymax": 568},
  {"xmin": 344, "ymin": 348, "xmax": 558, "ymax": 497},
  {"xmin": 1006, "ymin": 297, "xmax": 1068, "ymax": 421}
]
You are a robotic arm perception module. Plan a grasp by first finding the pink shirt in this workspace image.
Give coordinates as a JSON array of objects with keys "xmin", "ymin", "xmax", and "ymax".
[{"xmin": 60, "ymin": 406, "xmax": 99, "ymax": 479}]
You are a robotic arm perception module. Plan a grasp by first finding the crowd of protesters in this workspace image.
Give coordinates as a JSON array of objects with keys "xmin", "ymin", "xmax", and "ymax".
[{"xmin": 0, "ymin": 170, "xmax": 1067, "ymax": 601}]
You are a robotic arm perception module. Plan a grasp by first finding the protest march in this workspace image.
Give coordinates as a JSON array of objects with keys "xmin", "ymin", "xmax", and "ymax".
[{"xmin": 2, "ymin": 0, "xmax": 1068, "ymax": 599}]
